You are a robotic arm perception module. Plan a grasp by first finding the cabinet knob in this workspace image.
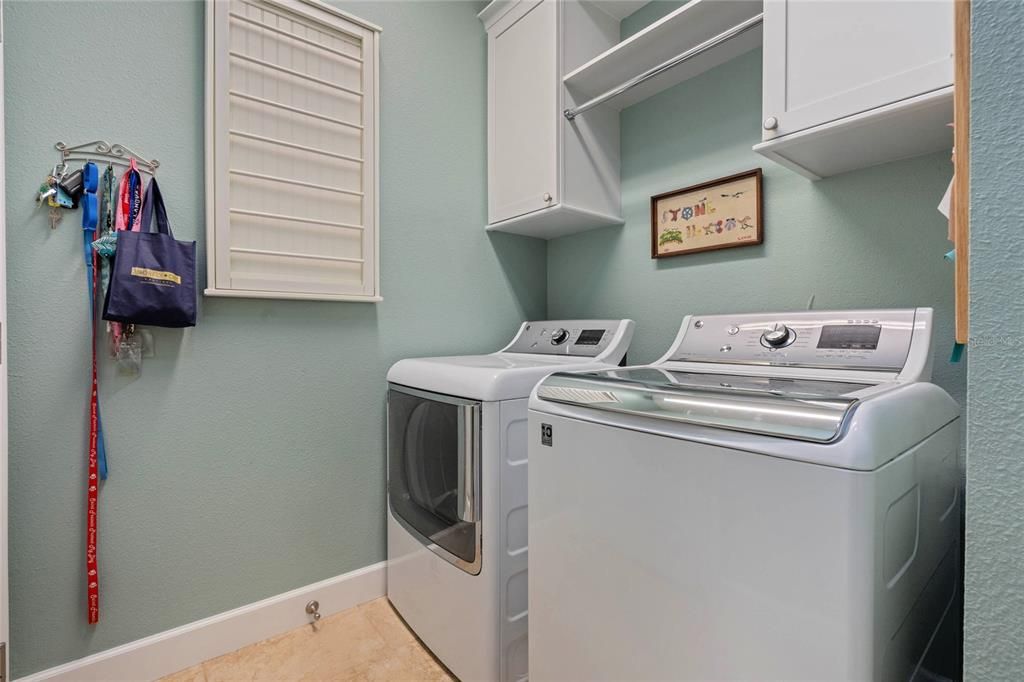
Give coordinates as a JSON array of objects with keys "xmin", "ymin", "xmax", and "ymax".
[
  {"xmin": 763, "ymin": 116, "xmax": 779, "ymax": 131},
  {"xmin": 543, "ymin": 193, "xmax": 553, "ymax": 203}
]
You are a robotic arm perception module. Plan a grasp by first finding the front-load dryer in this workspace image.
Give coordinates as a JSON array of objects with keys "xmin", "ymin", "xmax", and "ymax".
[
  {"xmin": 386, "ymin": 319, "xmax": 634, "ymax": 682},
  {"xmin": 529, "ymin": 309, "xmax": 960, "ymax": 681}
]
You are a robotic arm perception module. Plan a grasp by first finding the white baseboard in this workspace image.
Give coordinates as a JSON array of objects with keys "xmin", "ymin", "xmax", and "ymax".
[{"xmin": 17, "ymin": 561, "xmax": 387, "ymax": 682}]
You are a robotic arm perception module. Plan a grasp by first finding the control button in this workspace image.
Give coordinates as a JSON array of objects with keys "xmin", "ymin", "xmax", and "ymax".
[
  {"xmin": 727, "ymin": 326, "xmax": 739, "ymax": 336},
  {"xmin": 550, "ymin": 328, "xmax": 570, "ymax": 345},
  {"xmin": 720, "ymin": 345, "xmax": 732, "ymax": 353},
  {"xmin": 760, "ymin": 323, "xmax": 795, "ymax": 348},
  {"xmin": 694, "ymin": 320, "xmax": 704, "ymax": 329}
]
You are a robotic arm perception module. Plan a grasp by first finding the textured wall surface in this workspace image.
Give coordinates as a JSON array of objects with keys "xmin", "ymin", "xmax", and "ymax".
[
  {"xmin": 964, "ymin": 1, "xmax": 1024, "ymax": 679},
  {"xmin": 547, "ymin": 50, "xmax": 965, "ymax": 408},
  {"xmin": 3, "ymin": 1, "xmax": 544, "ymax": 675}
]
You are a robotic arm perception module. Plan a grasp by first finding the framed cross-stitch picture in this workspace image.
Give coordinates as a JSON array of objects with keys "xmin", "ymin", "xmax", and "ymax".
[{"xmin": 651, "ymin": 169, "xmax": 763, "ymax": 259}]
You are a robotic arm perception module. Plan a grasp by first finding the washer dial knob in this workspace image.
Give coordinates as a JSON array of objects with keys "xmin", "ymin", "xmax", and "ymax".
[
  {"xmin": 761, "ymin": 323, "xmax": 794, "ymax": 348},
  {"xmin": 550, "ymin": 328, "xmax": 570, "ymax": 345}
]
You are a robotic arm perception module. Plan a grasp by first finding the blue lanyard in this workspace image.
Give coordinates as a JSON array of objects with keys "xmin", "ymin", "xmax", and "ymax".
[{"xmin": 84, "ymin": 162, "xmax": 109, "ymax": 480}]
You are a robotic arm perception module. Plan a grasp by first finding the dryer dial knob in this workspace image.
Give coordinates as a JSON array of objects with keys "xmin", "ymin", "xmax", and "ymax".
[
  {"xmin": 551, "ymin": 328, "xmax": 570, "ymax": 345},
  {"xmin": 761, "ymin": 323, "xmax": 794, "ymax": 347}
]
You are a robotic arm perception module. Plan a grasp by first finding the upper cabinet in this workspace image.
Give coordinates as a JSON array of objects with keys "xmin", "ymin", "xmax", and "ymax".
[
  {"xmin": 754, "ymin": 0, "xmax": 954, "ymax": 179},
  {"xmin": 481, "ymin": 0, "xmax": 622, "ymax": 239},
  {"xmin": 479, "ymin": 0, "xmax": 956, "ymax": 233},
  {"xmin": 488, "ymin": 1, "xmax": 559, "ymax": 225}
]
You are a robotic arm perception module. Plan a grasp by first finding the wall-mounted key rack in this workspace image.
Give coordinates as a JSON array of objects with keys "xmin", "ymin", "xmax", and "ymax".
[{"xmin": 55, "ymin": 140, "xmax": 160, "ymax": 176}]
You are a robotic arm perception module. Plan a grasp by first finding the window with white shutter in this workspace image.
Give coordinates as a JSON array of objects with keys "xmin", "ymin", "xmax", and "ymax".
[{"xmin": 205, "ymin": 0, "xmax": 380, "ymax": 302}]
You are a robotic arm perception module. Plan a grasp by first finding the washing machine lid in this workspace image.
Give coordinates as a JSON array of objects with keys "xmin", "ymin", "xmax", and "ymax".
[
  {"xmin": 535, "ymin": 367, "xmax": 876, "ymax": 443},
  {"xmin": 387, "ymin": 319, "xmax": 636, "ymax": 401},
  {"xmin": 388, "ymin": 354, "xmax": 625, "ymax": 401}
]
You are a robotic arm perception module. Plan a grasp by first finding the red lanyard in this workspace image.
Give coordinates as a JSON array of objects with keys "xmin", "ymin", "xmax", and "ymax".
[
  {"xmin": 86, "ymin": 249, "xmax": 100, "ymax": 624},
  {"xmin": 117, "ymin": 158, "xmax": 142, "ymax": 231}
]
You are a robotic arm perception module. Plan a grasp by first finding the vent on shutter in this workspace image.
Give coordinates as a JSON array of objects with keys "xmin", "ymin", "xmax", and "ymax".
[{"xmin": 207, "ymin": 0, "xmax": 380, "ymax": 301}]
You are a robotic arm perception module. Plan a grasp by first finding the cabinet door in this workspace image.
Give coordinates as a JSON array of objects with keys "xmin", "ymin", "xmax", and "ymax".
[
  {"xmin": 488, "ymin": 0, "xmax": 558, "ymax": 225},
  {"xmin": 762, "ymin": 0, "xmax": 953, "ymax": 139}
]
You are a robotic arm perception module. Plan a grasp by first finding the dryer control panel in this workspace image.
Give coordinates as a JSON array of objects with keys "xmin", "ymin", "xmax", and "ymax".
[
  {"xmin": 504, "ymin": 320, "xmax": 630, "ymax": 358},
  {"xmin": 668, "ymin": 309, "xmax": 925, "ymax": 371}
]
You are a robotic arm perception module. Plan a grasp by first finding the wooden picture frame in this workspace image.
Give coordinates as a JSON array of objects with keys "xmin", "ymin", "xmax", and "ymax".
[{"xmin": 651, "ymin": 169, "xmax": 763, "ymax": 259}]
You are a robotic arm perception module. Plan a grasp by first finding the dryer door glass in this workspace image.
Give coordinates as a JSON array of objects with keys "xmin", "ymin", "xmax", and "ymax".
[{"xmin": 387, "ymin": 386, "xmax": 481, "ymax": 574}]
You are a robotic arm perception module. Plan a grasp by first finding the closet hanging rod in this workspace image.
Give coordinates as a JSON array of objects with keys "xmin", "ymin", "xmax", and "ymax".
[{"xmin": 563, "ymin": 12, "xmax": 764, "ymax": 121}]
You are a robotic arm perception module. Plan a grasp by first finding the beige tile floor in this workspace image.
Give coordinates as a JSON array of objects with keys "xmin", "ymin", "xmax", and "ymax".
[{"xmin": 160, "ymin": 598, "xmax": 455, "ymax": 682}]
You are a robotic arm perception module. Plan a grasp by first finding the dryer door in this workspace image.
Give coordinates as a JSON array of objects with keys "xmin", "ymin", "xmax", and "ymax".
[{"xmin": 387, "ymin": 385, "xmax": 482, "ymax": 574}]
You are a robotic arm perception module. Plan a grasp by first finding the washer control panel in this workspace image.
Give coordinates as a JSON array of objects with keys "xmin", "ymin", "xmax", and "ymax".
[
  {"xmin": 669, "ymin": 310, "xmax": 921, "ymax": 370},
  {"xmin": 504, "ymin": 320, "xmax": 626, "ymax": 357}
]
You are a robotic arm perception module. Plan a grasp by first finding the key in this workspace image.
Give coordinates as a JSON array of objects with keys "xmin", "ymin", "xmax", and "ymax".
[
  {"xmin": 49, "ymin": 206, "xmax": 63, "ymax": 230},
  {"xmin": 37, "ymin": 184, "xmax": 56, "ymax": 203},
  {"xmin": 37, "ymin": 174, "xmax": 58, "ymax": 203}
]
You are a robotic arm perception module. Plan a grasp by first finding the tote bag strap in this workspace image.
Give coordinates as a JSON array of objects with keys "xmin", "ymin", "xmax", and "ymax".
[{"xmin": 140, "ymin": 178, "xmax": 173, "ymax": 237}]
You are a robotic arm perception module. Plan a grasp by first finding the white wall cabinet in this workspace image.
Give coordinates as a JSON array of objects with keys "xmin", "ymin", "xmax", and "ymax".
[
  {"xmin": 489, "ymin": 0, "xmax": 559, "ymax": 224},
  {"xmin": 754, "ymin": 0, "xmax": 954, "ymax": 179},
  {"xmin": 481, "ymin": 0, "xmax": 622, "ymax": 239}
]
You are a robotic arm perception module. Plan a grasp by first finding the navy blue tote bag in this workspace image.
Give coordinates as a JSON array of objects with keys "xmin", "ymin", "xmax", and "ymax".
[{"xmin": 103, "ymin": 179, "xmax": 197, "ymax": 327}]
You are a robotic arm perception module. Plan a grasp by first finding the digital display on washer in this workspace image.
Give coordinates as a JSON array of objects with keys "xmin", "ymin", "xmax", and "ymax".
[
  {"xmin": 817, "ymin": 324, "xmax": 882, "ymax": 350},
  {"xmin": 574, "ymin": 329, "xmax": 605, "ymax": 346}
]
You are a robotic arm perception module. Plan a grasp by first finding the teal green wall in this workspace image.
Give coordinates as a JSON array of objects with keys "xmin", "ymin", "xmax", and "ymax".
[
  {"xmin": 548, "ymin": 49, "xmax": 965, "ymax": 408},
  {"xmin": 620, "ymin": 0, "xmax": 684, "ymax": 40},
  {"xmin": 3, "ymin": 0, "xmax": 544, "ymax": 675},
  {"xmin": 965, "ymin": 1, "xmax": 1024, "ymax": 679}
]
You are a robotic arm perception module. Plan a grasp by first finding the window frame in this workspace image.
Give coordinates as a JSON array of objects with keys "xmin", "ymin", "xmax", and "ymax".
[{"xmin": 204, "ymin": 0, "xmax": 382, "ymax": 303}]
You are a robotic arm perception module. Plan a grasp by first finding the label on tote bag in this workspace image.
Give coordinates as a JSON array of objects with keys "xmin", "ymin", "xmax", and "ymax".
[{"xmin": 130, "ymin": 266, "xmax": 182, "ymax": 285}]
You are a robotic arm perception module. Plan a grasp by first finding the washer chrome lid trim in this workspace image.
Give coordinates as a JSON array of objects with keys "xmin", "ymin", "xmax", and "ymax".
[{"xmin": 535, "ymin": 370, "xmax": 863, "ymax": 443}]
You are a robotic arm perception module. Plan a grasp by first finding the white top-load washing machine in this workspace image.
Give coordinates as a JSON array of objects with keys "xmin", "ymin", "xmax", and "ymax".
[
  {"xmin": 529, "ymin": 309, "xmax": 960, "ymax": 682},
  {"xmin": 387, "ymin": 319, "xmax": 634, "ymax": 682}
]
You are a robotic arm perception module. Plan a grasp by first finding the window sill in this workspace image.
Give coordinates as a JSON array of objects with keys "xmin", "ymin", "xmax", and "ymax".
[{"xmin": 204, "ymin": 288, "xmax": 383, "ymax": 303}]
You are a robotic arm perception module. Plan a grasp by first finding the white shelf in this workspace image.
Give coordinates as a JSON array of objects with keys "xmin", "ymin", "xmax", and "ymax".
[
  {"xmin": 753, "ymin": 87, "xmax": 954, "ymax": 180},
  {"xmin": 486, "ymin": 203, "xmax": 623, "ymax": 239},
  {"xmin": 564, "ymin": 0, "xmax": 763, "ymax": 112}
]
